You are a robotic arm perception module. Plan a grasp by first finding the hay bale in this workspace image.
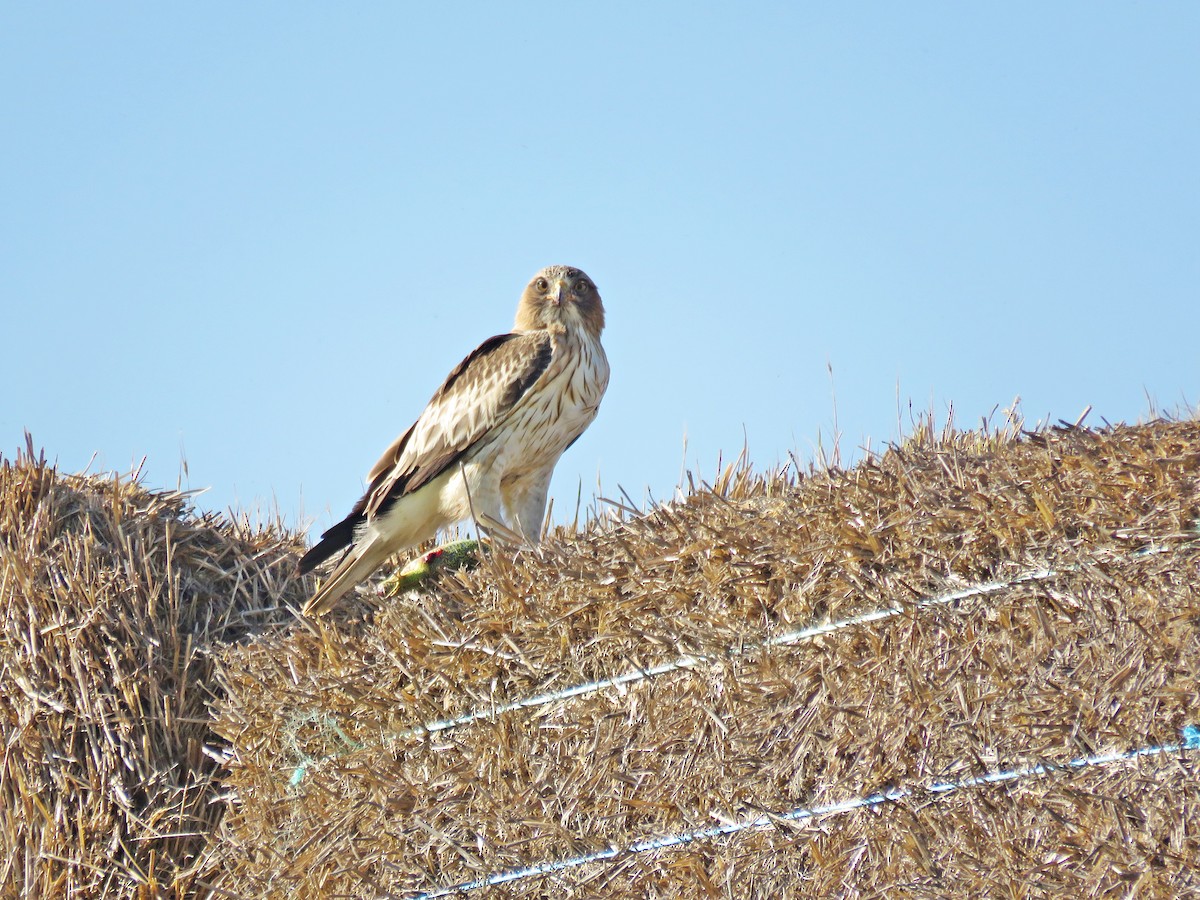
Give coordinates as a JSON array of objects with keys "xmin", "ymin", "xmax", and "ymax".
[
  {"xmin": 5, "ymin": 419, "xmax": 1198, "ymax": 898},
  {"xmin": 206, "ymin": 419, "xmax": 1200, "ymax": 897},
  {"xmin": 0, "ymin": 440, "xmax": 304, "ymax": 897}
]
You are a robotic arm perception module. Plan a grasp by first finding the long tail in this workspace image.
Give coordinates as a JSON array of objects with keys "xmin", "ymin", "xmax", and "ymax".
[
  {"xmin": 297, "ymin": 511, "xmax": 362, "ymax": 574},
  {"xmin": 301, "ymin": 532, "xmax": 391, "ymax": 617}
]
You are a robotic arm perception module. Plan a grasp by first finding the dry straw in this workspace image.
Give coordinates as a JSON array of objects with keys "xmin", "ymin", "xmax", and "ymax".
[
  {"xmin": 4, "ymin": 417, "xmax": 1200, "ymax": 898},
  {"xmin": 0, "ymin": 436, "xmax": 305, "ymax": 897},
  {"xmin": 414, "ymin": 723, "xmax": 1200, "ymax": 899},
  {"xmin": 210, "ymin": 417, "xmax": 1200, "ymax": 898}
]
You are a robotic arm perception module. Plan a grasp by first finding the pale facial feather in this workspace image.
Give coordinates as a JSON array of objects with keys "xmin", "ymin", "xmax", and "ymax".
[{"xmin": 513, "ymin": 265, "xmax": 605, "ymax": 340}]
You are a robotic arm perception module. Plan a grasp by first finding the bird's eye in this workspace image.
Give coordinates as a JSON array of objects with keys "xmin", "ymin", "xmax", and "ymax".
[
  {"xmin": 573, "ymin": 280, "xmax": 590, "ymax": 295},
  {"xmin": 534, "ymin": 277, "xmax": 549, "ymax": 292}
]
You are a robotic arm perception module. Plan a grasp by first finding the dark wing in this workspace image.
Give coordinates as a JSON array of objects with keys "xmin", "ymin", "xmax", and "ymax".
[{"xmin": 297, "ymin": 331, "xmax": 553, "ymax": 574}]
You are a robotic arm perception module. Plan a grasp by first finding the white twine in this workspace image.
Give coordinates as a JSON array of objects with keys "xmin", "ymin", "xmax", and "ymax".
[
  {"xmin": 289, "ymin": 564, "xmax": 1063, "ymax": 785},
  {"xmin": 271, "ymin": 541, "xmax": 1197, "ymax": 895},
  {"xmin": 411, "ymin": 724, "xmax": 1200, "ymax": 899}
]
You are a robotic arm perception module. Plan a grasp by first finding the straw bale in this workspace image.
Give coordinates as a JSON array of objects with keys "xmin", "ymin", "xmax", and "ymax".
[
  {"xmin": 207, "ymin": 419, "xmax": 1200, "ymax": 898},
  {"xmin": 0, "ymin": 440, "xmax": 304, "ymax": 898}
]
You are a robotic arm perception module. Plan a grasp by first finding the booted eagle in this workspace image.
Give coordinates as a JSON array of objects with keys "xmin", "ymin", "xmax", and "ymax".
[{"xmin": 298, "ymin": 265, "xmax": 609, "ymax": 616}]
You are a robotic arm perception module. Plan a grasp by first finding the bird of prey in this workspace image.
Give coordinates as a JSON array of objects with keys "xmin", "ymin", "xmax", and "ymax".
[{"xmin": 298, "ymin": 265, "xmax": 609, "ymax": 616}]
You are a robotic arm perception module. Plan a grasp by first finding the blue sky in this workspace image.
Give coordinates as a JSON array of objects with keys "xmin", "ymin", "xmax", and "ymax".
[{"xmin": 3, "ymin": 4, "xmax": 1197, "ymax": 538}]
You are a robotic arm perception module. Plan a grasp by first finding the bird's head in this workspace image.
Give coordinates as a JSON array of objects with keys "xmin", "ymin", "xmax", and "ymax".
[{"xmin": 514, "ymin": 265, "xmax": 605, "ymax": 340}]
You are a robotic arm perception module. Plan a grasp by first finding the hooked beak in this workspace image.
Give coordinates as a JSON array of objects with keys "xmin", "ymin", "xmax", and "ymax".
[{"xmin": 549, "ymin": 280, "xmax": 566, "ymax": 306}]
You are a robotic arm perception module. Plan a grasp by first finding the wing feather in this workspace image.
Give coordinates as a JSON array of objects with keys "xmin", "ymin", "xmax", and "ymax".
[
  {"xmin": 364, "ymin": 331, "xmax": 553, "ymax": 517},
  {"xmin": 296, "ymin": 331, "xmax": 554, "ymax": 575}
]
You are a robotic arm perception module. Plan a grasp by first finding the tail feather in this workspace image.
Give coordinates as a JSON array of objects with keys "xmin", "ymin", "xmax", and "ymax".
[
  {"xmin": 297, "ymin": 513, "xmax": 361, "ymax": 575},
  {"xmin": 301, "ymin": 533, "xmax": 391, "ymax": 617}
]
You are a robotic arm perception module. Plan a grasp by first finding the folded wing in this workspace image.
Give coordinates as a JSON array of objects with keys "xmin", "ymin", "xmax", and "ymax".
[{"xmin": 297, "ymin": 331, "xmax": 554, "ymax": 574}]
